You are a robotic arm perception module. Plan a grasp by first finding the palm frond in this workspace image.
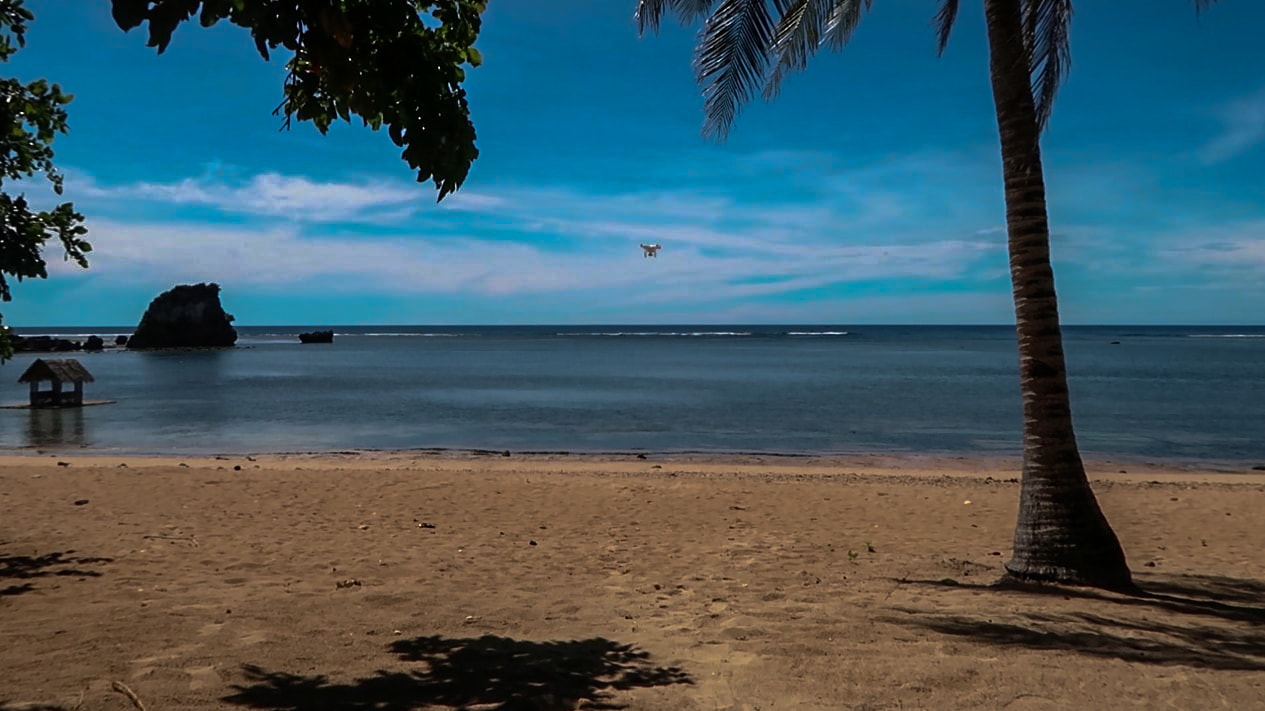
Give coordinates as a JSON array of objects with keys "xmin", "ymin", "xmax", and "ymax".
[
  {"xmin": 764, "ymin": 0, "xmax": 827, "ymax": 99},
  {"xmin": 636, "ymin": 0, "xmax": 722, "ymax": 34},
  {"xmin": 635, "ymin": 0, "xmax": 667, "ymax": 32},
  {"xmin": 1021, "ymin": 0, "xmax": 1072, "ymax": 132},
  {"xmin": 694, "ymin": 0, "xmax": 784, "ymax": 139},
  {"xmin": 933, "ymin": 0, "xmax": 959, "ymax": 56},
  {"xmin": 764, "ymin": 0, "xmax": 873, "ymax": 100},
  {"xmin": 822, "ymin": 0, "xmax": 873, "ymax": 51}
]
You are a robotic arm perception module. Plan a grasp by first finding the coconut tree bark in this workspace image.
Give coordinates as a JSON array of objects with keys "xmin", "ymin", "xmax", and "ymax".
[{"xmin": 983, "ymin": 0, "xmax": 1133, "ymax": 591}]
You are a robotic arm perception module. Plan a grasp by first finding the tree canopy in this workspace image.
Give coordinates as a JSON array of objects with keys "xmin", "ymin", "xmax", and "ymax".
[
  {"xmin": 0, "ymin": 0, "xmax": 90, "ymax": 360},
  {"xmin": 110, "ymin": 0, "xmax": 486, "ymax": 200},
  {"xmin": 0, "ymin": 0, "xmax": 487, "ymax": 358}
]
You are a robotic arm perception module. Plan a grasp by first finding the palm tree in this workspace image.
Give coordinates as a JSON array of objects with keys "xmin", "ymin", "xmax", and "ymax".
[{"xmin": 637, "ymin": 0, "xmax": 1217, "ymax": 591}]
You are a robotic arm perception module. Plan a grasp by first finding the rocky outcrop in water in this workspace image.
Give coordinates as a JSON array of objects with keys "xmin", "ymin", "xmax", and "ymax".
[
  {"xmin": 11, "ymin": 335, "xmax": 81, "ymax": 352},
  {"xmin": 127, "ymin": 283, "xmax": 237, "ymax": 350},
  {"xmin": 299, "ymin": 330, "xmax": 334, "ymax": 344}
]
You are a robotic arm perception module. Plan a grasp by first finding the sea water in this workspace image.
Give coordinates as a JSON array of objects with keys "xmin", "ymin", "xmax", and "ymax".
[{"xmin": 1, "ymin": 325, "xmax": 1261, "ymax": 462}]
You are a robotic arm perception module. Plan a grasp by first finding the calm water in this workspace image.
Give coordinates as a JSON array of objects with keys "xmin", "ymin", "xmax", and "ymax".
[{"xmin": 2, "ymin": 325, "xmax": 1262, "ymax": 462}]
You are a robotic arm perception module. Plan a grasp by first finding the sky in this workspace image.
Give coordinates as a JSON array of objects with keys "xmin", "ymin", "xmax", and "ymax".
[{"xmin": 4, "ymin": 1, "xmax": 1264, "ymax": 326}]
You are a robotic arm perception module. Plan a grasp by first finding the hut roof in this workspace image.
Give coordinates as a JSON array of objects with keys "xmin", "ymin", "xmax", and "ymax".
[{"xmin": 17, "ymin": 358, "xmax": 95, "ymax": 384}]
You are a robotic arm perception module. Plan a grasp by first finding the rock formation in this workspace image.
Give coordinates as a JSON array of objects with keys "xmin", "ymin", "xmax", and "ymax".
[
  {"xmin": 127, "ymin": 283, "xmax": 237, "ymax": 349},
  {"xmin": 9, "ymin": 333, "xmax": 124, "ymax": 353},
  {"xmin": 299, "ymin": 330, "xmax": 334, "ymax": 344},
  {"xmin": 12, "ymin": 335, "xmax": 82, "ymax": 352}
]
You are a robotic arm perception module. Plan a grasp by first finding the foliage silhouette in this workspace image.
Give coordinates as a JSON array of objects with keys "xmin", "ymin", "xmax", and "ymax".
[
  {"xmin": 224, "ymin": 634, "xmax": 692, "ymax": 710},
  {"xmin": 889, "ymin": 572, "xmax": 1265, "ymax": 670},
  {"xmin": 0, "ymin": 0, "xmax": 90, "ymax": 359},
  {"xmin": 1138, "ymin": 572, "xmax": 1265, "ymax": 608},
  {"xmin": 0, "ymin": 549, "xmax": 112, "ymax": 596},
  {"xmin": 110, "ymin": 0, "xmax": 485, "ymax": 200}
]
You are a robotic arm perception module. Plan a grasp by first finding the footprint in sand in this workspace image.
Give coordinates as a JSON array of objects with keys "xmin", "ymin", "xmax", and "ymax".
[
  {"xmin": 1002, "ymin": 695, "xmax": 1063, "ymax": 710},
  {"xmin": 184, "ymin": 664, "xmax": 219, "ymax": 691},
  {"xmin": 131, "ymin": 644, "xmax": 202, "ymax": 665},
  {"xmin": 716, "ymin": 614, "xmax": 768, "ymax": 642},
  {"xmin": 720, "ymin": 626, "xmax": 766, "ymax": 641}
]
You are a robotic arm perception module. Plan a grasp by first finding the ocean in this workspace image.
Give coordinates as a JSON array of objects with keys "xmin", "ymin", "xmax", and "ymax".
[{"xmin": 1, "ymin": 325, "xmax": 1262, "ymax": 462}]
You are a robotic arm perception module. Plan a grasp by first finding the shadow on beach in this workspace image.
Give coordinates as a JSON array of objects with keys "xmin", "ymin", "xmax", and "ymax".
[
  {"xmin": 886, "ymin": 572, "xmax": 1265, "ymax": 671},
  {"xmin": 224, "ymin": 634, "xmax": 693, "ymax": 710},
  {"xmin": 0, "ymin": 549, "xmax": 113, "ymax": 598}
]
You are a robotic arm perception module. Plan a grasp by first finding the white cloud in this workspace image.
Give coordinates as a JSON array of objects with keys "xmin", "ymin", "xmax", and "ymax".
[
  {"xmin": 1161, "ymin": 235, "xmax": 1265, "ymax": 270},
  {"xmin": 438, "ymin": 190, "xmax": 509, "ymax": 211},
  {"xmin": 50, "ymin": 151, "xmax": 1078, "ymax": 310},
  {"xmin": 66, "ymin": 214, "xmax": 1000, "ymax": 307},
  {"xmin": 78, "ymin": 172, "xmax": 424, "ymax": 223},
  {"xmin": 71, "ymin": 146, "xmax": 1005, "ymax": 244},
  {"xmin": 431, "ymin": 167, "xmax": 993, "ymax": 260},
  {"xmin": 1200, "ymin": 87, "xmax": 1265, "ymax": 163},
  {"xmin": 29, "ymin": 137, "xmax": 1263, "ymax": 324}
]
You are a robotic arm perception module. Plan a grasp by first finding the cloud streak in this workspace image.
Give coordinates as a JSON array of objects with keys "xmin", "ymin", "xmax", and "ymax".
[
  {"xmin": 71, "ymin": 217, "xmax": 1001, "ymax": 305},
  {"xmin": 1200, "ymin": 87, "xmax": 1265, "ymax": 163},
  {"xmin": 1155, "ymin": 221, "xmax": 1265, "ymax": 272},
  {"xmin": 55, "ymin": 149, "xmax": 1024, "ymax": 317},
  {"xmin": 54, "ymin": 145, "xmax": 1263, "ymax": 324},
  {"xmin": 78, "ymin": 172, "xmax": 425, "ymax": 223}
]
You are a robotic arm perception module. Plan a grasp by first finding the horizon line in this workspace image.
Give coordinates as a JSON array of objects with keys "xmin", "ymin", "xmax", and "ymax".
[{"xmin": 9, "ymin": 323, "xmax": 1265, "ymax": 330}]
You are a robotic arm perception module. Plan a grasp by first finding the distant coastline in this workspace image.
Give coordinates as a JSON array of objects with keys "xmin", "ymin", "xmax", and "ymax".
[{"xmin": 11, "ymin": 323, "xmax": 1265, "ymax": 340}]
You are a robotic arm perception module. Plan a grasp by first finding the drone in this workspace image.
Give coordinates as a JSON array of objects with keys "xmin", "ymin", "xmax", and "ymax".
[{"xmin": 640, "ymin": 243, "xmax": 662, "ymax": 258}]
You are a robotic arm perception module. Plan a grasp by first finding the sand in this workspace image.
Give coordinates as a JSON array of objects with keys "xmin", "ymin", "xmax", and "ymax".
[{"xmin": 3, "ymin": 451, "xmax": 1264, "ymax": 710}]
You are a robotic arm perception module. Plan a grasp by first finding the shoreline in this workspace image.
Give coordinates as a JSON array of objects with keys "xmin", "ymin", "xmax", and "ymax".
[
  {"xmin": 3, "ymin": 442, "xmax": 1262, "ymax": 469},
  {"xmin": 3, "ymin": 447, "xmax": 1263, "ymax": 482}
]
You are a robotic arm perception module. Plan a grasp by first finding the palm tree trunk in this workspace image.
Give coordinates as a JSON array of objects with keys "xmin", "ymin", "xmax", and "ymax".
[{"xmin": 982, "ymin": 0, "xmax": 1134, "ymax": 591}]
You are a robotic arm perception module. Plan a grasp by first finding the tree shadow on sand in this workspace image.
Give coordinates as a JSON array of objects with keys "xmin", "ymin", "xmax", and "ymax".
[
  {"xmin": 224, "ymin": 634, "xmax": 693, "ymax": 710},
  {"xmin": 886, "ymin": 572, "xmax": 1265, "ymax": 670},
  {"xmin": 0, "ymin": 549, "xmax": 113, "ymax": 597}
]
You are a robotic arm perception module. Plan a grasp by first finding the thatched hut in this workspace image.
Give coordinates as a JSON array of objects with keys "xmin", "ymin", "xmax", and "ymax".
[{"xmin": 17, "ymin": 358, "xmax": 94, "ymax": 408}]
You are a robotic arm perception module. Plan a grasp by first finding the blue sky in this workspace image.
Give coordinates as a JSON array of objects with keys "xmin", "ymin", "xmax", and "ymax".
[{"xmin": 4, "ymin": 1, "xmax": 1264, "ymax": 326}]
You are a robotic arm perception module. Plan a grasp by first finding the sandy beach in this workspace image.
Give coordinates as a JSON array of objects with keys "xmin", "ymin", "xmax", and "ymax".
[{"xmin": 3, "ymin": 451, "xmax": 1265, "ymax": 710}]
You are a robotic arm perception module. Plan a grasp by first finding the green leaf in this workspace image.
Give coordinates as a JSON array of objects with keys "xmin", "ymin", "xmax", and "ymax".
[
  {"xmin": 0, "ymin": 0, "xmax": 91, "ymax": 355},
  {"xmin": 110, "ymin": 0, "xmax": 486, "ymax": 200}
]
